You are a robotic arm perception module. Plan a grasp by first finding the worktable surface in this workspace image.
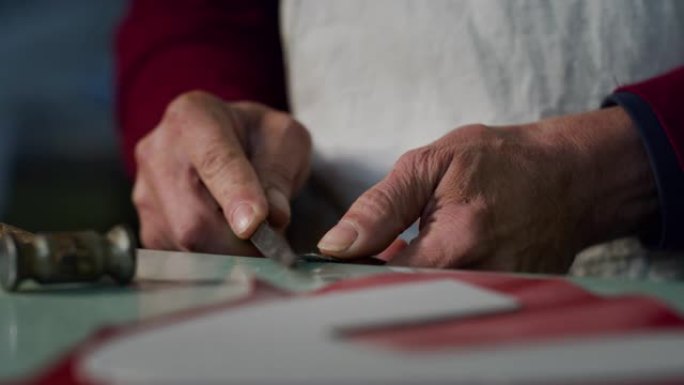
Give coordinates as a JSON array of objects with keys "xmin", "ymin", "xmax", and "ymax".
[{"xmin": 2, "ymin": 252, "xmax": 684, "ymax": 381}]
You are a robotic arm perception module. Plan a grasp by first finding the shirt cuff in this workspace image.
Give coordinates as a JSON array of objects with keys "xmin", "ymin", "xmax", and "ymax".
[{"xmin": 603, "ymin": 92, "xmax": 684, "ymax": 250}]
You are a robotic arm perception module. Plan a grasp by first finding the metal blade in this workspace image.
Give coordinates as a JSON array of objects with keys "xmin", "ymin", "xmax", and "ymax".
[
  {"xmin": 250, "ymin": 222, "xmax": 298, "ymax": 268},
  {"xmin": 135, "ymin": 248, "xmax": 390, "ymax": 293}
]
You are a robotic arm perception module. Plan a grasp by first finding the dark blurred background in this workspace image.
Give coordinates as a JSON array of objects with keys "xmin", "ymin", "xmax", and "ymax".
[{"xmin": 0, "ymin": 1, "xmax": 134, "ymax": 232}]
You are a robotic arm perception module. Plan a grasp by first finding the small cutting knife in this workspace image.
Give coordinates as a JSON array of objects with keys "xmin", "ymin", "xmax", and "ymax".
[{"xmin": 250, "ymin": 222, "xmax": 298, "ymax": 268}]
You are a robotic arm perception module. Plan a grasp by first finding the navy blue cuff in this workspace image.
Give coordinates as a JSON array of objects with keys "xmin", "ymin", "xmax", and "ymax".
[{"xmin": 603, "ymin": 92, "xmax": 684, "ymax": 250}]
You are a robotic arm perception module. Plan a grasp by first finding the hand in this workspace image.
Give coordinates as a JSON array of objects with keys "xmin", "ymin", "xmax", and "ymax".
[
  {"xmin": 317, "ymin": 107, "xmax": 658, "ymax": 273},
  {"xmin": 133, "ymin": 91, "xmax": 311, "ymax": 254}
]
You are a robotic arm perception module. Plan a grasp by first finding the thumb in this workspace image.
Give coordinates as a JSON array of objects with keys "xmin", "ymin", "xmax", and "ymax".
[{"xmin": 317, "ymin": 164, "xmax": 434, "ymax": 258}]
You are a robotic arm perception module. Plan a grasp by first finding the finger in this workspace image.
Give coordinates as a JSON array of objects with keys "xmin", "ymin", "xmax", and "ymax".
[
  {"xmin": 132, "ymin": 173, "xmax": 174, "ymax": 250},
  {"xmin": 136, "ymin": 119, "xmax": 258, "ymax": 255},
  {"xmin": 243, "ymin": 104, "xmax": 312, "ymax": 229},
  {"xmin": 153, "ymin": 162, "xmax": 258, "ymax": 255},
  {"xmin": 168, "ymin": 93, "xmax": 268, "ymax": 239},
  {"xmin": 389, "ymin": 196, "xmax": 486, "ymax": 269},
  {"xmin": 375, "ymin": 238, "xmax": 408, "ymax": 261},
  {"xmin": 317, "ymin": 151, "xmax": 439, "ymax": 258}
]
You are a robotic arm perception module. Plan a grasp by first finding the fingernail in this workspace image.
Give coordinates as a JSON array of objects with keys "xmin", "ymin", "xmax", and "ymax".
[
  {"xmin": 317, "ymin": 221, "xmax": 358, "ymax": 253},
  {"xmin": 267, "ymin": 188, "xmax": 290, "ymax": 221},
  {"xmin": 230, "ymin": 202, "xmax": 256, "ymax": 237}
]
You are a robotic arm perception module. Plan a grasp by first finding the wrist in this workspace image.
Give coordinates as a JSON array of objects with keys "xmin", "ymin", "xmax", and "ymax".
[{"xmin": 526, "ymin": 107, "xmax": 659, "ymax": 248}]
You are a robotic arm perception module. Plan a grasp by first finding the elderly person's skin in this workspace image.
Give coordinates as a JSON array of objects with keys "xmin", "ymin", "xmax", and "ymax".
[
  {"xmin": 132, "ymin": 91, "xmax": 311, "ymax": 255},
  {"xmin": 133, "ymin": 89, "xmax": 657, "ymax": 273},
  {"xmin": 319, "ymin": 107, "xmax": 658, "ymax": 272}
]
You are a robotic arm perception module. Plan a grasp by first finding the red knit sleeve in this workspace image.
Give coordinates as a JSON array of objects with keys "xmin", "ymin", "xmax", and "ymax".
[
  {"xmin": 115, "ymin": 0, "xmax": 287, "ymax": 176},
  {"xmin": 604, "ymin": 65, "xmax": 684, "ymax": 249},
  {"xmin": 616, "ymin": 66, "xmax": 684, "ymax": 170}
]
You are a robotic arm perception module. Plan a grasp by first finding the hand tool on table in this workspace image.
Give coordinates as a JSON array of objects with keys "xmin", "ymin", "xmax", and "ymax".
[
  {"xmin": 250, "ymin": 221, "xmax": 385, "ymax": 267},
  {"xmin": 0, "ymin": 224, "xmax": 136, "ymax": 291},
  {"xmin": 249, "ymin": 222, "xmax": 299, "ymax": 267},
  {"xmin": 0, "ymin": 222, "xmax": 382, "ymax": 292}
]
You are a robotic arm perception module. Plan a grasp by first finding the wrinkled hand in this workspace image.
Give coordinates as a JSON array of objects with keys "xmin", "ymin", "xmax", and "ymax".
[
  {"xmin": 133, "ymin": 91, "xmax": 311, "ymax": 254},
  {"xmin": 318, "ymin": 107, "xmax": 657, "ymax": 273}
]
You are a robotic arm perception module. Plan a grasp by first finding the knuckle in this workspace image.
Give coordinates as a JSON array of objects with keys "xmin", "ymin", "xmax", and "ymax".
[
  {"xmin": 457, "ymin": 123, "xmax": 491, "ymax": 137},
  {"xmin": 270, "ymin": 114, "xmax": 293, "ymax": 135},
  {"xmin": 131, "ymin": 178, "xmax": 157, "ymax": 213},
  {"xmin": 449, "ymin": 124, "xmax": 501, "ymax": 151},
  {"xmin": 391, "ymin": 146, "xmax": 446, "ymax": 196},
  {"xmin": 162, "ymin": 91, "xmax": 223, "ymax": 134},
  {"xmin": 131, "ymin": 182, "xmax": 146, "ymax": 208},
  {"xmin": 396, "ymin": 146, "xmax": 443, "ymax": 175},
  {"xmin": 447, "ymin": 124, "xmax": 494, "ymax": 144},
  {"xmin": 290, "ymin": 120, "xmax": 312, "ymax": 150},
  {"xmin": 231, "ymin": 100, "xmax": 265, "ymax": 112},
  {"xmin": 230, "ymin": 101, "xmax": 266, "ymax": 126},
  {"xmin": 395, "ymin": 148, "xmax": 421, "ymax": 168},
  {"xmin": 133, "ymin": 137, "xmax": 153, "ymax": 166},
  {"xmin": 266, "ymin": 113, "xmax": 311, "ymax": 143},
  {"xmin": 166, "ymin": 90, "xmax": 214, "ymax": 116}
]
